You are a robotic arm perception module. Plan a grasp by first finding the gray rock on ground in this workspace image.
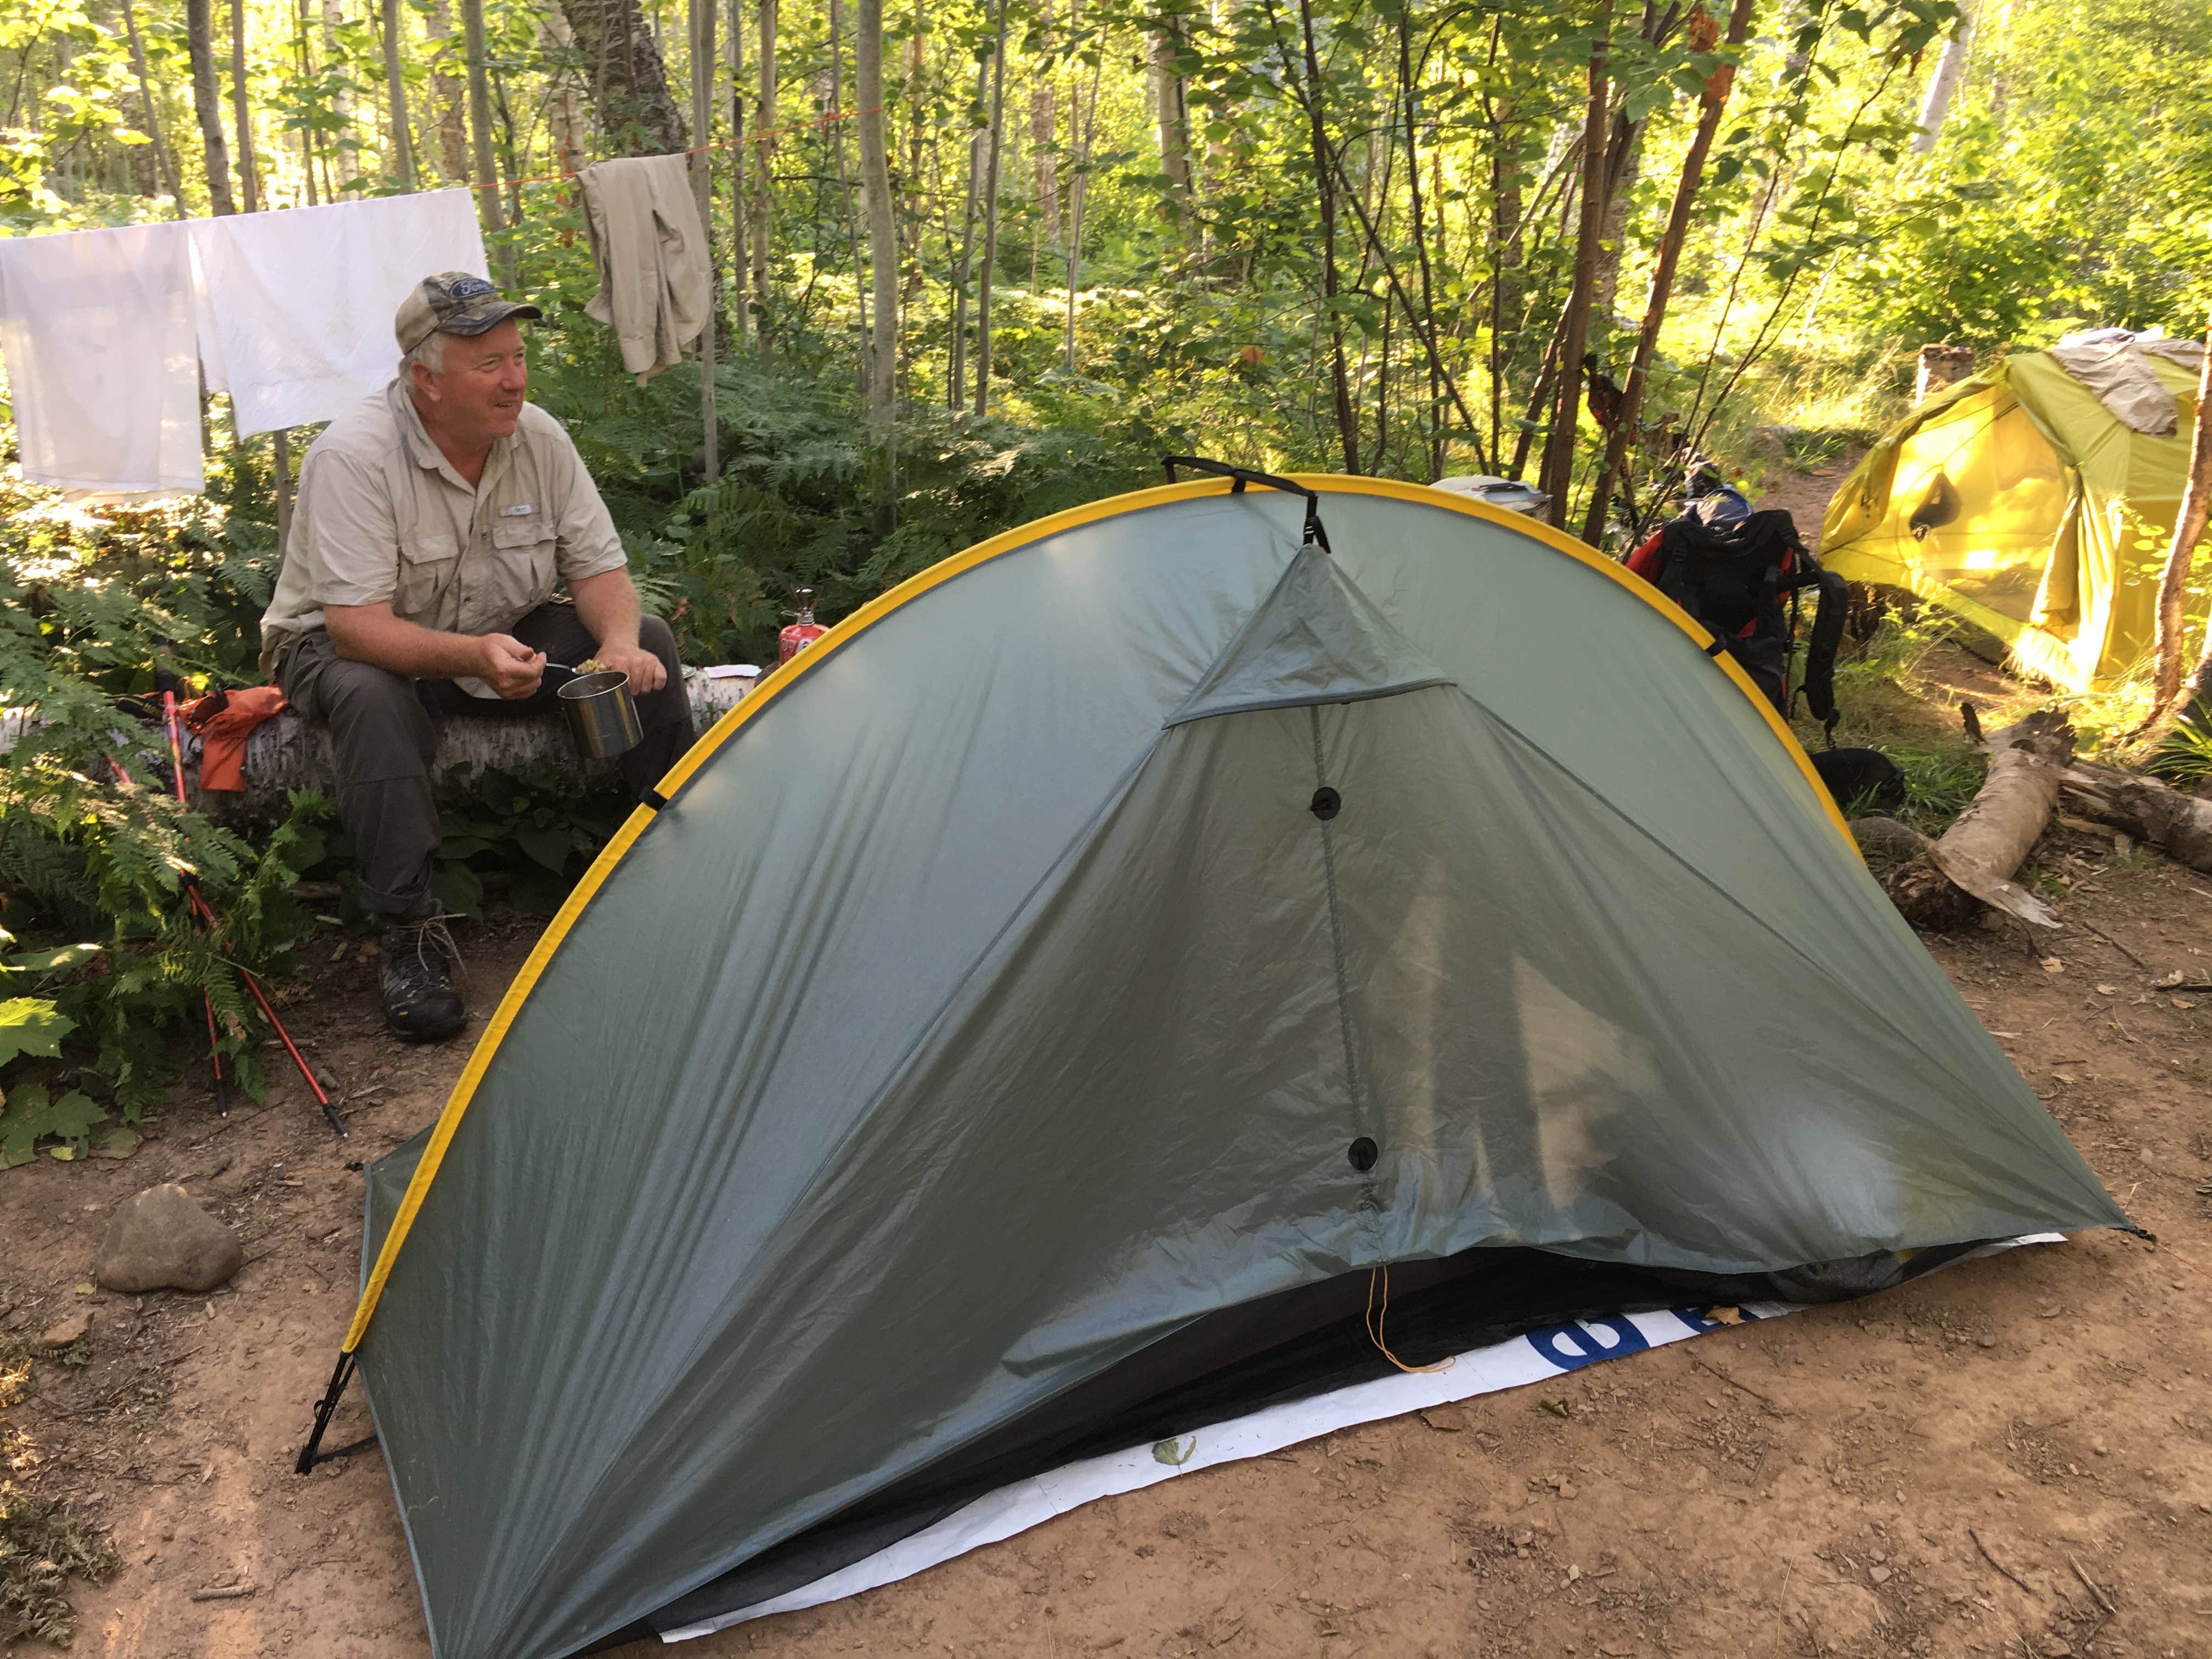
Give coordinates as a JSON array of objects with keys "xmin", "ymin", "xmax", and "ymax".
[{"xmin": 94, "ymin": 1183, "xmax": 244, "ymax": 1294}]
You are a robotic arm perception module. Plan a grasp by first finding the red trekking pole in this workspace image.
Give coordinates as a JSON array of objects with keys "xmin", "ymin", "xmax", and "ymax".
[{"xmin": 131, "ymin": 689, "xmax": 349, "ymax": 1137}]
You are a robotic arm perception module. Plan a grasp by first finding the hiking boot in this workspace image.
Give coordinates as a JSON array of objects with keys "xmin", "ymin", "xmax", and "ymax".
[{"xmin": 379, "ymin": 916, "xmax": 466, "ymax": 1043}]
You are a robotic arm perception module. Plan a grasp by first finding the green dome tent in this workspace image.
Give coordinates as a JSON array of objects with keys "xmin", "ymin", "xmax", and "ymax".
[
  {"xmin": 1821, "ymin": 341, "xmax": 2205, "ymax": 690},
  {"xmin": 314, "ymin": 472, "xmax": 2125, "ymax": 1659}
]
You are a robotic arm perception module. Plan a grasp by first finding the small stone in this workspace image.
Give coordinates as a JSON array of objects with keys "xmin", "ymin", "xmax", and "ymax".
[
  {"xmin": 1977, "ymin": 1335, "xmax": 1998, "ymax": 1348},
  {"xmin": 36, "ymin": 1310, "xmax": 92, "ymax": 1350},
  {"xmin": 1421, "ymin": 1406, "xmax": 1472, "ymax": 1433},
  {"xmin": 1870, "ymin": 1550, "xmax": 1887, "ymax": 1563},
  {"xmin": 1870, "ymin": 1565, "xmax": 1893, "ymax": 1584},
  {"xmin": 1557, "ymin": 1483, "xmax": 1578, "ymax": 1500},
  {"xmin": 93, "ymin": 1184, "xmax": 244, "ymax": 1294}
]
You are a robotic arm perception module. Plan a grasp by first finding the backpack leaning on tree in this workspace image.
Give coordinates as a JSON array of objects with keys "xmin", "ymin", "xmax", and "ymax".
[{"xmin": 1625, "ymin": 489, "xmax": 1849, "ymax": 738}]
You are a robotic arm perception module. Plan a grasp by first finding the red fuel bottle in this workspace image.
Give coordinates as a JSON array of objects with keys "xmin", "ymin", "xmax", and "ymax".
[{"xmin": 778, "ymin": 588, "xmax": 827, "ymax": 667}]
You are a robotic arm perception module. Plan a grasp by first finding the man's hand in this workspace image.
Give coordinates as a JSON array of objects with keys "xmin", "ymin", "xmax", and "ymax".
[
  {"xmin": 591, "ymin": 642, "xmax": 665, "ymax": 696},
  {"xmin": 477, "ymin": 633, "xmax": 547, "ymax": 699}
]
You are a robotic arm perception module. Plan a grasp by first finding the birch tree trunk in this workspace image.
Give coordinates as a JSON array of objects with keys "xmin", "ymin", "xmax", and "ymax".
[
  {"xmin": 689, "ymin": 0, "xmax": 718, "ymax": 473},
  {"xmin": 380, "ymin": 0, "xmax": 418, "ymax": 188},
  {"xmin": 230, "ymin": 0, "xmax": 261, "ymax": 211},
  {"xmin": 972, "ymin": 3, "xmax": 1008, "ymax": 416},
  {"xmin": 826, "ymin": 0, "xmax": 868, "ymax": 383},
  {"xmin": 296, "ymin": 0, "xmax": 323, "ymax": 206},
  {"xmin": 1063, "ymin": 20, "xmax": 1101, "ymax": 374},
  {"xmin": 1536, "ymin": 4, "xmax": 1611, "ymax": 528},
  {"xmin": 749, "ymin": 0, "xmax": 777, "ymax": 348},
  {"xmin": 1911, "ymin": 9, "xmax": 1971, "ymax": 154},
  {"xmin": 426, "ymin": 0, "xmax": 472, "ymax": 181},
  {"xmin": 122, "ymin": 0, "xmax": 188, "ymax": 217},
  {"xmin": 727, "ymin": 0, "xmax": 748, "ymax": 350},
  {"xmin": 947, "ymin": 43, "xmax": 990, "ymax": 408},
  {"xmin": 541, "ymin": 8, "xmax": 590, "ymax": 174},
  {"xmin": 1030, "ymin": 77, "xmax": 1059, "ymax": 250},
  {"xmin": 1148, "ymin": 15, "xmax": 1192, "ymax": 242},
  {"xmin": 857, "ymin": 0, "xmax": 898, "ymax": 427},
  {"xmin": 323, "ymin": 0, "xmax": 359, "ymax": 185},
  {"xmin": 1296, "ymin": 0, "xmax": 1359, "ymax": 473},
  {"xmin": 460, "ymin": 0, "xmax": 512, "ymax": 279}
]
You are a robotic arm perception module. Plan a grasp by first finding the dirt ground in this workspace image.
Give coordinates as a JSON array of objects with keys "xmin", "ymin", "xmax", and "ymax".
[{"xmin": 6, "ymin": 592, "xmax": 2212, "ymax": 1659}]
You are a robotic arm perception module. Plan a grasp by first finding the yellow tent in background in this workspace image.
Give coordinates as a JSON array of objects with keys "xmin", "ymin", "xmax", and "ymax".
[{"xmin": 1822, "ymin": 345, "xmax": 2203, "ymax": 691}]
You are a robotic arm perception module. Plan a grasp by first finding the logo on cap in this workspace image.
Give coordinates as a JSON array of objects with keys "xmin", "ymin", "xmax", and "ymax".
[{"xmin": 446, "ymin": 276, "xmax": 496, "ymax": 301}]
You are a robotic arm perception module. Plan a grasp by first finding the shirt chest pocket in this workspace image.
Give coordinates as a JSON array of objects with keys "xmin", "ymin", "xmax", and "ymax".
[
  {"xmin": 464, "ymin": 520, "xmax": 559, "ymax": 634},
  {"xmin": 394, "ymin": 533, "xmax": 462, "ymax": 624}
]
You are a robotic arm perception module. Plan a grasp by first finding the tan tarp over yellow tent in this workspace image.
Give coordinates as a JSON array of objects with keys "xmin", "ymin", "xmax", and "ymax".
[{"xmin": 1822, "ymin": 347, "xmax": 2203, "ymax": 690}]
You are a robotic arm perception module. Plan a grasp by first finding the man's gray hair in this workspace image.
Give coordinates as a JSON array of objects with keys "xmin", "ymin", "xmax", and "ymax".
[{"xmin": 399, "ymin": 330, "xmax": 449, "ymax": 379}]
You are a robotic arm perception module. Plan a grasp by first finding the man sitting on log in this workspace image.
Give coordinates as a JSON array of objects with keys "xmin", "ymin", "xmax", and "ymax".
[{"xmin": 258, "ymin": 273, "xmax": 696, "ymax": 1043}]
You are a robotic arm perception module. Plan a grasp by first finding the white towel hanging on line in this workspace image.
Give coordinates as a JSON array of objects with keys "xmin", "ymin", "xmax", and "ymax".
[
  {"xmin": 190, "ymin": 190, "xmax": 489, "ymax": 438},
  {"xmin": 0, "ymin": 220, "xmax": 205, "ymax": 500},
  {"xmin": 0, "ymin": 192, "xmax": 490, "ymax": 498}
]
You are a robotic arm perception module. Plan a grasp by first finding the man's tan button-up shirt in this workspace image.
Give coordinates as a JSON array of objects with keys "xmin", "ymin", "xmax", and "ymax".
[{"xmin": 258, "ymin": 379, "xmax": 630, "ymax": 691}]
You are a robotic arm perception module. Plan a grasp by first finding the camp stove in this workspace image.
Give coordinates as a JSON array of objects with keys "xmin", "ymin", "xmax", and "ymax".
[{"xmin": 778, "ymin": 588, "xmax": 827, "ymax": 666}]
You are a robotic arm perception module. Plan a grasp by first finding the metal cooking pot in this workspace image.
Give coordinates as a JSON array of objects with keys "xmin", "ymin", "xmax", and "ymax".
[{"xmin": 557, "ymin": 669, "xmax": 643, "ymax": 758}]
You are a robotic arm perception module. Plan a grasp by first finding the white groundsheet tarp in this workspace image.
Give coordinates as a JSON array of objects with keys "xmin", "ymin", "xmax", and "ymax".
[{"xmin": 662, "ymin": 1235, "xmax": 2059, "ymax": 1641}]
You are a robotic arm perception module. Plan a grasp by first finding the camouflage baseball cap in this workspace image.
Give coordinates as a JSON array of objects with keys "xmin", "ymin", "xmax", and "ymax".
[{"xmin": 394, "ymin": 272, "xmax": 544, "ymax": 353}]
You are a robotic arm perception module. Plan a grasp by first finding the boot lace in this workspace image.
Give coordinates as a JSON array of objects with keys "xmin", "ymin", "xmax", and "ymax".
[{"xmin": 384, "ymin": 915, "xmax": 465, "ymax": 993}]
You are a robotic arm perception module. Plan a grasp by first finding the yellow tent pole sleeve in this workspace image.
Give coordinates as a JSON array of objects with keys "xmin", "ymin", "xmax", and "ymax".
[
  {"xmin": 338, "ymin": 474, "xmax": 1854, "ymax": 1355},
  {"xmin": 341, "ymin": 804, "xmax": 657, "ymax": 1352}
]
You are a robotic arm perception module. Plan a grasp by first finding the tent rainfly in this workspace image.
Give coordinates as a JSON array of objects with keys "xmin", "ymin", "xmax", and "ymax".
[
  {"xmin": 1821, "ymin": 338, "xmax": 2207, "ymax": 690},
  {"xmin": 307, "ymin": 470, "xmax": 2128, "ymax": 1659}
]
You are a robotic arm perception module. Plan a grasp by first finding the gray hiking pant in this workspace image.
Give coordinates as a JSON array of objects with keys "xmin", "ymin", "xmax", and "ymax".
[{"xmin": 278, "ymin": 603, "xmax": 695, "ymax": 918}]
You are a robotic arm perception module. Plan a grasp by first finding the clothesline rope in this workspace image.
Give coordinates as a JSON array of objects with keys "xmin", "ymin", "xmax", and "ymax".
[{"xmin": 467, "ymin": 107, "xmax": 884, "ymax": 194}]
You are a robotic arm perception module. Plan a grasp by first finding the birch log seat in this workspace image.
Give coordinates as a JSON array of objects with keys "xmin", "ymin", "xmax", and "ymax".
[{"xmin": 2, "ymin": 670, "xmax": 754, "ymax": 821}]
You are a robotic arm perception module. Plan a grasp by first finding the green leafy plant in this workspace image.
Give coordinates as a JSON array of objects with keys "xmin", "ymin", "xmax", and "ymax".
[{"xmin": 1, "ymin": 472, "xmax": 326, "ymax": 1128}]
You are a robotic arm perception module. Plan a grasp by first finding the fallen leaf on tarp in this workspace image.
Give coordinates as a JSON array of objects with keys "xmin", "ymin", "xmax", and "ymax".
[
  {"xmin": 1152, "ymin": 1436, "xmax": 1196, "ymax": 1466},
  {"xmin": 1707, "ymin": 1306, "xmax": 1743, "ymax": 1325}
]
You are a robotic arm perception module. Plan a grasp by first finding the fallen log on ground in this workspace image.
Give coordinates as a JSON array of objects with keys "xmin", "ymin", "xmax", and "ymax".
[
  {"xmin": 2056, "ymin": 761, "xmax": 2212, "ymax": 874},
  {"xmin": 1882, "ymin": 709, "xmax": 2072, "ymax": 931},
  {"xmin": 0, "ymin": 671, "xmax": 755, "ymax": 820}
]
